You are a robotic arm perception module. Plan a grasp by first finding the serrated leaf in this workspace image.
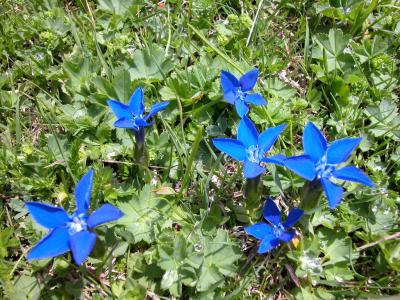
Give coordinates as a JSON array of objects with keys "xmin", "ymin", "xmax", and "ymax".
[
  {"xmin": 365, "ymin": 99, "xmax": 400, "ymax": 141},
  {"xmin": 265, "ymin": 77, "xmax": 296, "ymax": 100},
  {"xmin": 317, "ymin": 228, "xmax": 357, "ymax": 265},
  {"xmin": 6, "ymin": 275, "xmax": 43, "ymax": 300},
  {"xmin": 190, "ymin": 230, "xmax": 241, "ymax": 291},
  {"xmin": 124, "ymin": 45, "xmax": 173, "ymax": 81},
  {"xmin": 117, "ymin": 185, "xmax": 168, "ymax": 243}
]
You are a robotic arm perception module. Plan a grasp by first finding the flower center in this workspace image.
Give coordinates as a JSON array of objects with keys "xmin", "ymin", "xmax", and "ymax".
[
  {"xmin": 67, "ymin": 213, "xmax": 88, "ymax": 235},
  {"xmin": 236, "ymin": 89, "xmax": 246, "ymax": 101},
  {"xmin": 246, "ymin": 145, "xmax": 262, "ymax": 163},
  {"xmin": 129, "ymin": 114, "xmax": 144, "ymax": 130},
  {"xmin": 273, "ymin": 223, "xmax": 285, "ymax": 237},
  {"xmin": 315, "ymin": 155, "xmax": 335, "ymax": 178}
]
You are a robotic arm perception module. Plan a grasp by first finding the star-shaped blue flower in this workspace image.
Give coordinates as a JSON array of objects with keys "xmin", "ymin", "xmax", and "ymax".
[
  {"xmin": 212, "ymin": 115, "xmax": 286, "ymax": 178},
  {"xmin": 221, "ymin": 68, "xmax": 266, "ymax": 117},
  {"xmin": 284, "ymin": 122, "xmax": 374, "ymax": 209},
  {"xmin": 26, "ymin": 170, "xmax": 123, "ymax": 265},
  {"xmin": 245, "ymin": 197, "xmax": 304, "ymax": 253},
  {"xmin": 107, "ymin": 86, "xmax": 169, "ymax": 132}
]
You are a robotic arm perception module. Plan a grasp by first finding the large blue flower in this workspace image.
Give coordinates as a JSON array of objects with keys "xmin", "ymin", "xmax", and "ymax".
[
  {"xmin": 107, "ymin": 86, "xmax": 169, "ymax": 132},
  {"xmin": 245, "ymin": 197, "xmax": 304, "ymax": 253},
  {"xmin": 212, "ymin": 115, "xmax": 286, "ymax": 178},
  {"xmin": 284, "ymin": 122, "xmax": 374, "ymax": 209},
  {"xmin": 221, "ymin": 68, "xmax": 266, "ymax": 117},
  {"xmin": 26, "ymin": 170, "xmax": 123, "ymax": 265}
]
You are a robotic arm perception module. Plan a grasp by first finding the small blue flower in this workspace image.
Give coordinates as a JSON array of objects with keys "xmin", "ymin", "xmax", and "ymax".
[
  {"xmin": 107, "ymin": 86, "xmax": 169, "ymax": 132},
  {"xmin": 284, "ymin": 122, "xmax": 374, "ymax": 209},
  {"xmin": 26, "ymin": 170, "xmax": 123, "ymax": 265},
  {"xmin": 212, "ymin": 115, "xmax": 286, "ymax": 178},
  {"xmin": 245, "ymin": 197, "xmax": 304, "ymax": 253},
  {"xmin": 221, "ymin": 68, "xmax": 266, "ymax": 117}
]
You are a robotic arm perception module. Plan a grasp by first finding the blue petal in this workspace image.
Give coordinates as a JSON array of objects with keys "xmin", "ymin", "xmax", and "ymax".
[
  {"xmin": 282, "ymin": 208, "xmax": 304, "ymax": 229},
  {"xmin": 258, "ymin": 123, "xmax": 287, "ymax": 152},
  {"xmin": 238, "ymin": 115, "xmax": 259, "ymax": 148},
  {"xmin": 107, "ymin": 100, "xmax": 131, "ymax": 120},
  {"xmin": 87, "ymin": 204, "xmax": 124, "ymax": 229},
  {"xmin": 74, "ymin": 169, "xmax": 94, "ymax": 214},
  {"xmin": 27, "ymin": 227, "xmax": 70, "ymax": 261},
  {"xmin": 278, "ymin": 230, "xmax": 296, "ymax": 243},
  {"xmin": 243, "ymin": 161, "xmax": 265, "ymax": 178},
  {"xmin": 284, "ymin": 155, "xmax": 317, "ymax": 181},
  {"xmin": 240, "ymin": 68, "xmax": 258, "ymax": 92},
  {"xmin": 245, "ymin": 93, "xmax": 266, "ymax": 106},
  {"xmin": 212, "ymin": 138, "xmax": 246, "ymax": 161},
  {"xmin": 224, "ymin": 91, "xmax": 236, "ymax": 104},
  {"xmin": 321, "ymin": 178, "xmax": 344, "ymax": 209},
  {"xmin": 114, "ymin": 118, "xmax": 138, "ymax": 129},
  {"xmin": 114, "ymin": 118, "xmax": 152, "ymax": 130},
  {"xmin": 69, "ymin": 231, "xmax": 97, "ymax": 265},
  {"xmin": 136, "ymin": 118, "xmax": 154, "ymax": 127},
  {"xmin": 258, "ymin": 236, "xmax": 280, "ymax": 253},
  {"xmin": 235, "ymin": 99, "xmax": 249, "ymax": 117},
  {"xmin": 244, "ymin": 222, "xmax": 273, "ymax": 240},
  {"xmin": 26, "ymin": 202, "xmax": 69, "ymax": 229},
  {"xmin": 128, "ymin": 87, "xmax": 144, "ymax": 115},
  {"xmin": 145, "ymin": 101, "xmax": 169, "ymax": 121},
  {"xmin": 333, "ymin": 165, "xmax": 374, "ymax": 187},
  {"xmin": 262, "ymin": 197, "xmax": 282, "ymax": 226},
  {"xmin": 220, "ymin": 70, "xmax": 239, "ymax": 93},
  {"xmin": 303, "ymin": 122, "xmax": 327, "ymax": 163},
  {"xmin": 326, "ymin": 137, "xmax": 362, "ymax": 165},
  {"xmin": 262, "ymin": 154, "xmax": 286, "ymax": 166}
]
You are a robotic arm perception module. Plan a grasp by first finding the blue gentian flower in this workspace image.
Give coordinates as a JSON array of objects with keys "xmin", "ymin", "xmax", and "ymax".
[
  {"xmin": 245, "ymin": 197, "xmax": 303, "ymax": 253},
  {"xmin": 284, "ymin": 122, "xmax": 374, "ymax": 209},
  {"xmin": 212, "ymin": 115, "xmax": 286, "ymax": 178},
  {"xmin": 221, "ymin": 68, "xmax": 266, "ymax": 117},
  {"xmin": 107, "ymin": 86, "xmax": 169, "ymax": 132},
  {"xmin": 26, "ymin": 170, "xmax": 123, "ymax": 265}
]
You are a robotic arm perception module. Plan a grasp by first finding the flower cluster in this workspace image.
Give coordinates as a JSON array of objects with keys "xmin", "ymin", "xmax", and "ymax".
[
  {"xmin": 25, "ymin": 70, "xmax": 374, "ymax": 266},
  {"xmin": 26, "ymin": 86, "xmax": 170, "ymax": 265},
  {"xmin": 213, "ymin": 68, "xmax": 374, "ymax": 253}
]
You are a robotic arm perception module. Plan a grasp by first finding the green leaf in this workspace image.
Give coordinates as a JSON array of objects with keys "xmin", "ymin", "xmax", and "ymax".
[
  {"xmin": 97, "ymin": 0, "xmax": 139, "ymax": 15},
  {"xmin": 265, "ymin": 78, "xmax": 296, "ymax": 100},
  {"xmin": 189, "ymin": 230, "xmax": 241, "ymax": 291},
  {"xmin": 365, "ymin": 99, "xmax": 400, "ymax": 141},
  {"xmin": 317, "ymin": 228, "xmax": 357, "ymax": 266},
  {"xmin": 117, "ymin": 185, "xmax": 169, "ymax": 243},
  {"xmin": 313, "ymin": 28, "xmax": 353, "ymax": 73},
  {"xmin": 113, "ymin": 69, "xmax": 131, "ymax": 103},
  {"xmin": 124, "ymin": 45, "xmax": 173, "ymax": 82},
  {"xmin": 5, "ymin": 275, "xmax": 43, "ymax": 300},
  {"xmin": 380, "ymin": 241, "xmax": 400, "ymax": 272},
  {"xmin": 157, "ymin": 233, "xmax": 196, "ymax": 296},
  {"xmin": 0, "ymin": 227, "xmax": 19, "ymax": 258}
]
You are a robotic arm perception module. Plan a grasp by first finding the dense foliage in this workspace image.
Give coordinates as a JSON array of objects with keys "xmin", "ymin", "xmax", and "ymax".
[{"xmin": 0, "ymin": 0, "xmax": 399, "ymax": 299}]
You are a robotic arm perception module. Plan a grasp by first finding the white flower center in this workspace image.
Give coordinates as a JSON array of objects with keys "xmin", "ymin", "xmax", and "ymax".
[
  {"xmin": 273, "ymin": 223, "xmax": 285, "ymax": 237},
  {"xmin": 246, "ymin": 145, "xmax": 262, "ymax": 163},
  {"xmin": 315, "ymin": 155, "xmax": 335, "ymax": 178},
  {"xmin": 67, "ymin": 214, "xmax": 87, "ymax": 235},
  {"xmin": 236, "ymin": 89, "xmax": 246, "ymax": 101}
]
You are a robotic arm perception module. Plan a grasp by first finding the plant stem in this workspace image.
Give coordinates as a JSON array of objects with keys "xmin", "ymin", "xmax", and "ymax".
[
  {"xmin": 244, "ymin": 175, "xmax": 262, "ymax": 209},
  {"xmin": 300, "ymin": 179, "xmax": 323, "ymax": 212},
  {"xmin": 133, "ymin": 127, "xmax": 147, "ymax": 166},
  {"xmin": 130, "ymin": 127, "xmax": 152, "ymax": 184}
]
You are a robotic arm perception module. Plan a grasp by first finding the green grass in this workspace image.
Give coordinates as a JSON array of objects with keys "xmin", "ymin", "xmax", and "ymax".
[{"xmin": 0, "ymin": 0, "xmax": 399, "ymax": 299}]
